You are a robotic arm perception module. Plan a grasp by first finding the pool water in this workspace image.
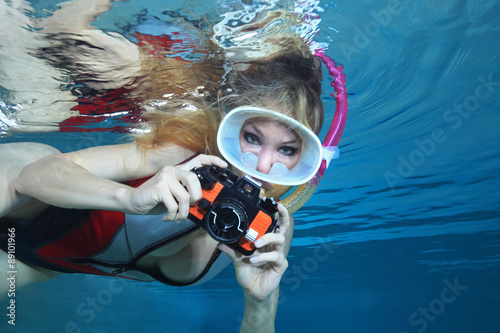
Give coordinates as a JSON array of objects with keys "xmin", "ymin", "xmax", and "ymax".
[{"xmin": 1, "ymin": 0, "xmax": 499, "ymax": 332}]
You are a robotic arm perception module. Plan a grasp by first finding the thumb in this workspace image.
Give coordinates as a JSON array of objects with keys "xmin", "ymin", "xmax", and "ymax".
[{"xmin": 217, "ymin": 243, "xmax": 240, "ymax": 261}]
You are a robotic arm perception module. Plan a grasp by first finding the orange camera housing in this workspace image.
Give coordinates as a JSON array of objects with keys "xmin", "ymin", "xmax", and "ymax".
[{"xmin": 188, "ymin": 166, "xmax": 278, "ymax": 255}]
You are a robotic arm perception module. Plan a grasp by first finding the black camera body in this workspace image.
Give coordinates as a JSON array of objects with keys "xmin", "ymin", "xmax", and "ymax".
[{"xmin": 188, "ymin": 166, "xmax": 278, "ymax": 255}]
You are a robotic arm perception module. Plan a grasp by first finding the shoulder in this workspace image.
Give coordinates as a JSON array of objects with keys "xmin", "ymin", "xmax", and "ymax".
[
  {"xmin": 0, "ymin": 142, "xmax": 60, "ymax": 217},
  {"xmin": 0, "ymin": 142, "xmax": 61, "ymax": 177}
]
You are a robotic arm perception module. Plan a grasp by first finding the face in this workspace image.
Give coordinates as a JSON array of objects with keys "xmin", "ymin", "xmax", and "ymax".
[{"xmin": 239, "ymin": 118, "xmax": 303, "ymax": 176}]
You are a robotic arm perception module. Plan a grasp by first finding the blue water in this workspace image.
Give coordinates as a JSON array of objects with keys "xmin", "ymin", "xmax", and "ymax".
[{"xmin": 1, "ymin": 0, "xmax": 500, "ymax": 332}]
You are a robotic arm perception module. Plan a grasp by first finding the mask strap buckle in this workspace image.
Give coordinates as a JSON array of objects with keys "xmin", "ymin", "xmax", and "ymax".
[{"xmin": 322, "ymin": 146, "xmax": 340, "ymax": 169}]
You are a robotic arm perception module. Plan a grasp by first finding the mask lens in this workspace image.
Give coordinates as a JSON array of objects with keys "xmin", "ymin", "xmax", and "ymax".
[{"xmin": 217, "ymin": 106, "xmax": 323, "ymax": 186}]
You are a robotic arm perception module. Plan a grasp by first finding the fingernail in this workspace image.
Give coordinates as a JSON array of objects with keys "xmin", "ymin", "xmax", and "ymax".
[
  {"xmin": 254, "ymin": 239, "xmax": 263, "ymax": 247},
  {"xmin": 250, "ymin": 256, "xmax": 259, "ymax": 263}
]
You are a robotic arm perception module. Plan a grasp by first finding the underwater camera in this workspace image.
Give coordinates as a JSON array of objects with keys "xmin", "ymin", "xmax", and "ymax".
[{"xmin": 188, "ymin": 166, "xmax": 278, "ymax": 255}]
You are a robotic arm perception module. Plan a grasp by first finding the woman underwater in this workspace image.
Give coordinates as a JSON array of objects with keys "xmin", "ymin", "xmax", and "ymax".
[{"xmin": 0, "ymin": 1, "xmax": 327, "ymax": 332}]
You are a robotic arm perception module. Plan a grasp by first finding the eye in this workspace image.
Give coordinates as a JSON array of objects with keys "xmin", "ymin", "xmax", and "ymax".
[
  {"xmin": 279, "ymin": 146, "xmax": 299, "ymax": 156},
  {"xmin": 243, "ymin": 132, "xmax": 260, "ymax": 145}
]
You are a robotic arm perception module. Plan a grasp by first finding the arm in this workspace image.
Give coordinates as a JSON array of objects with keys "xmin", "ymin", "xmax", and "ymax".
[
  {"xmin": 36, "ymin": 0, "xmax": 141, "ymax": 91},
  {"xmin": 14, "ymin": 142, "xmax": 153, "ymax": 212},
  {"xmin": 14, "ymin": 142, "xmax": 227, "ymax": 219},
  {"xmin": 36, "ymin": 0, "xmax": 113, "ymax": 33},
  {"xmin": 219, "ymin": 204, "xmax": 294, "ymax": 332}
]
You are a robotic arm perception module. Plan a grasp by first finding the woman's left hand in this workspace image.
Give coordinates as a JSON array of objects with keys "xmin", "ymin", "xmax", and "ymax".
[{"xmin": 218, "ymin": 203, "xmax": 291, "ymax": 301}]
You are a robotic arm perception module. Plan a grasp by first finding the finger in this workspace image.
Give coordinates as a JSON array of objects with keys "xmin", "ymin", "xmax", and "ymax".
[
  {"xmin": 276, "ymin": 203, "xmax": 290, "ymax": 234},
  {"xmin": 161, "ymin": 191, "xmax": 179, "ymax": 221},
  {"xmin": 217, "ymin": 243, "xmax": 240, "ymax": 262},
  {"xmin": 180, "ymin": 154, "xmax": 228, "ymax": 171},
  {"xmin": 196, "ymin": 155, "xmax": 228, "ymax": 168},
  {"xmin": 168, "ymin": 181, "xmax": 192, "ymax": 221},
  {"xmin": 176, "ymin": 171, "xmax": 202, "ymax": 205},
  {"xmin": 254, "ymin": 233, "xmax": 286, "ymax": 249},
  {"xmin": 249, "ymin": 251, "xmax": 288, "ymax": 271}
]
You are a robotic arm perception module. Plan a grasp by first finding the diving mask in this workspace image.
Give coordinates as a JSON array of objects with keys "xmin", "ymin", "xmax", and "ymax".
[{"xmin": 217, "ymin": 106, "xmax": 323, "ymax": 186}]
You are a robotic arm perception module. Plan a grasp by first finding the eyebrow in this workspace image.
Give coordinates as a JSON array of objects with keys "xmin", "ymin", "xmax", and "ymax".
[{"xmin": 247, "ymin": 123, "xmax": 302, "ymax": 145}]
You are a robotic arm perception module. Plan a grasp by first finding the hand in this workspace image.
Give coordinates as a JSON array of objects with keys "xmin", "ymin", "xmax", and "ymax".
[
  {"xmin": 219, "ymin": 203, "xmax": 290, "ymax": 302},
  {"xmin": 126, "ymin": 155, "xmax": 227, "ymax": 220}
]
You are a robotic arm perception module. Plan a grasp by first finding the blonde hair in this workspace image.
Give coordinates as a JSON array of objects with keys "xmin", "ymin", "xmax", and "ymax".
[
  {"xmin": 130, "ymin": 35, "xmax": 226, "ymax": 102},
  {"xmin": 221, "ymin": 53, "xmax": 324, "ymax": 134},
  {"xmin": 135, "ymin": 99, "xmax": 222, "ymax": 157}
]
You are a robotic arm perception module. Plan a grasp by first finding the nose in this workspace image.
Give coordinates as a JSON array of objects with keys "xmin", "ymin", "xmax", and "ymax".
[{"xmin": 256, "ymin": 149, "xmax": 275, "ymax": 174}]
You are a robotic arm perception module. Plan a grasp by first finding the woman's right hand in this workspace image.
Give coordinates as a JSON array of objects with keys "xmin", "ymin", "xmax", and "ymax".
[{"xmin": 127, "ymin": 155, "xmax": 227, "ymax": 221}]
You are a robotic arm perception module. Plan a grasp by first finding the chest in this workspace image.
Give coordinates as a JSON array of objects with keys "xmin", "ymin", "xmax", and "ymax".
[{"xmin": 136, "ymin": 227, "xmax": 221, "ymax": 284}]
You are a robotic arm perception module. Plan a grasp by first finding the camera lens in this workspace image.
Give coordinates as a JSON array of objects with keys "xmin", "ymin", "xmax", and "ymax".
[{"xmin": 205, "ymin": 202, "xmax": 248, "ymax": 243}]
